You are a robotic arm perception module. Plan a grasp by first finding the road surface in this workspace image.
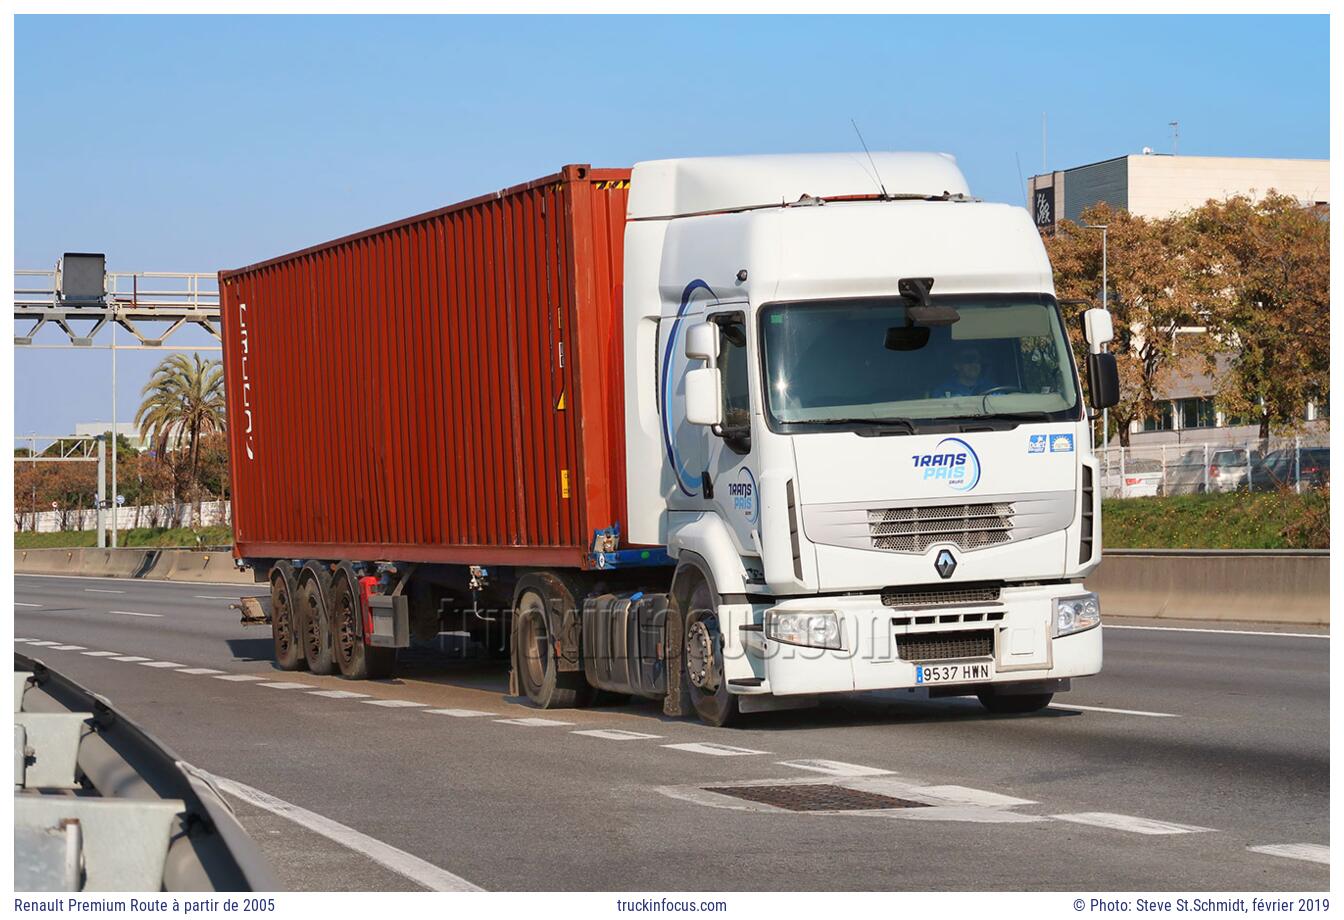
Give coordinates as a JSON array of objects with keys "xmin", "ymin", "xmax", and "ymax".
[{"xmin": 14, "ymin": 573, "xmax": 1330, "ymax": 892}]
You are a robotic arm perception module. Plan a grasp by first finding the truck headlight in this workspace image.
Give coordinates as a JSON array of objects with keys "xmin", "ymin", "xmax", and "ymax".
[
  {"xmin": 1053, "ymin": 593, "xmax": 1101, "ymax": 637},
  {"xmin": 765, "ymin": 610, "xmax": 844, "ymax": 650}
]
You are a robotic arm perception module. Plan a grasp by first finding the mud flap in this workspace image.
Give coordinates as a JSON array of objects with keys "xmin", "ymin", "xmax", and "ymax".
[{"xmin": 662, "ymin": 595, "xmax": 689, "ymax": 717}]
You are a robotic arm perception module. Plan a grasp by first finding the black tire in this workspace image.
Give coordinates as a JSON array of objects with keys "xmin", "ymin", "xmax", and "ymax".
[
  {"xmin": 976, "ymin": 690, "xmax": 1054, "ymax": 714},
  {"xmin": 270, "ymin": 563, "xmax": 306, "ymax": 671},
  {"xmin": 682, "ymin": 578, "xmax": 739, "ymax": 727},
  {"xmin": 511, "ymin": 588, "xmax": 589, "ymax": 709},
  {"xmin": 330, "ymin": 567, "xmax": 396, "ymax": 680},
  {"xmin": 297, "ymin": 567, "xmax": 337, "ymax": 675}
]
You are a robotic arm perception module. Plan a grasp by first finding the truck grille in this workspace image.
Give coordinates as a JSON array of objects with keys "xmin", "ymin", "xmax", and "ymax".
[
  {"xmin": 868, "ymin": 503, "xmax": 1013, "ymax": 552},
  {"xmin": 896, "ymin": 629, "xmax": 994, "ymax": 662},
  {"xmin": 881, "ymin": 585, "xmax": 1001, "ymax": 608}
]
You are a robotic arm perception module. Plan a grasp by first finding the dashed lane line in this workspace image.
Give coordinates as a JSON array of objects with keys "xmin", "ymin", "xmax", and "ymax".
[
  {"xmin": 1049, "ymin": 703, "xmax": 1179, "ymax": 718},
  {"xmin": 194, "ymin": 769, "xmax": 482, "ymax": 892},
  {"xmin": 177, "ymin": 668, "xmax": 225, "ymax": 675},
  {"xmin": 212, "ymin": 674, "xmax": 265, "ymax": 682},
  {"xmin": 571, "ymin": 729, "xmax": 661, "ymax": 740},
  {"xmin": 84, "ymin": 589, "xmax": 126, "ymax": 594},
  {"xmin": 777, "ymin": 759, "xmax": 894, "ymax": 777},
  {"xmin": 139, "ymin": 661, "xmax": 186, "ymax": 669},
  {"xmin": 51, "ymin": 645, "xmax": 86, "ymax": 651},
  {"xmin": 1246, "ymin": 844, "xmax": 1329, "ymax": 865},
  {"xmin": 109, "ymin": 610, "xmax": 164, "ymax": 618},
  {"xmin": 663, "ymin": 742, "xmax": 768, "ymax": 757},
  {"xmin": 257, "ymin": 682, "xmax": 316, "ymax": 690},
  {"xmin": 1105, "ymin": 624, "xmax": 1328, "ymax": 640},
  {"xmin": 26, "ymin": 640, "xmax": 59, "ymax": 646},
  {"xmin": 1051, "ymin": 812, "xmax": 1216, "ymax": 835},
  {"xmin": 83, "ymin": 651, "xmax": 121, "ymax": 657},
  {"xmin": 423, "ymin": 708, "xmax": 492, "ymax": 717},
  {"xmin": 111, "ymin": 656, "xmax": 151, "ymax": 662},
  {"xmin": 309, "ymin": 690, "xmax": 371, "ymax": 699},
  {"xmin": 495, "ymin": 717, "xmax": 574, "ymax": 727},
  {"xmin": 361, "ymin": 699, "xmax": 425, "ymax": 708},
  {"xmin": 193, "ymin": 595, "xmax": 244, "ymax": 599},
  {"xmin": 16, "ymin": 602, "xmax": 42, "ymax": 608}
]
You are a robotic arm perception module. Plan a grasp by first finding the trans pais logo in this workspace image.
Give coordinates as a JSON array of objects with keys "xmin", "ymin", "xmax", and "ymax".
[
  {"xmin": 727, "ymin": 467, "xmax": 759, "ymax": 525},
  {"xmin": 911, "ymin": 437, "xmax": 981, "ymax": 492}
]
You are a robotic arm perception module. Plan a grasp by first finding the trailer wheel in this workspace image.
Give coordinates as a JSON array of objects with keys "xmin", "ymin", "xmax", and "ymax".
[
  {"xmin": 296, "ymin": 566, "xmax": 337, "ymax": 675},
  {"xmin": 682, "ymin": 577, "xmax": 739, "ymax": 727},
  {"xmin": 976, "ymin": 690, "xmax": 1054, "ymax": 715},
  {"xmin": 270, "ymin": 562, "xmax": 306, "ymax": 671},
  {"xmin": 330, "ymin": 567, "xmax": 396, "ymax": 681},
  {"xmin": 512, "ymin": 588, "xmax": 587, "ymax": 709}
]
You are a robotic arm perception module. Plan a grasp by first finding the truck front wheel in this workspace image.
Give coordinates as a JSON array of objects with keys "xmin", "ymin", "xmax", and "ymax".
[
  {"xmin": 976, "ymin": 690, "xmax": 1054, "ymax": 714},
  {"xmin": 512, "ymin": 588, "xmax": 588, "ymax": 709},
  {"xmin": 682, "ymin": 578, "xmax": 738, "ymax": 728}
]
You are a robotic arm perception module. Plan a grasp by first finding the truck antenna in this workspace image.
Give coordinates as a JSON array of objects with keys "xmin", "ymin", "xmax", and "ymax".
[{"xmin": 851, "ymin": 119, "xmax": 889, "ymax": 200}]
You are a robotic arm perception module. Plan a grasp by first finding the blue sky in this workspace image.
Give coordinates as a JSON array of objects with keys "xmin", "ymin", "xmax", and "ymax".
[{"xmin": 14, "ymin": 14, "xmax": 1330, "ymax": 437}]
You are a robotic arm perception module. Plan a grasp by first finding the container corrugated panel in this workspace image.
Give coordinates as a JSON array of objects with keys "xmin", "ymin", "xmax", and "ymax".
[{"xmin": 219, "ymin": 165, "xmax": 632, "ymax": 569}]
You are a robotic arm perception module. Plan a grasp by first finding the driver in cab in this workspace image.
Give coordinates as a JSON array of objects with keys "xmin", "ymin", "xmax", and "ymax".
[{"xmin": 938, "ymin": 345, "xmax": 996, "ymax": 396}]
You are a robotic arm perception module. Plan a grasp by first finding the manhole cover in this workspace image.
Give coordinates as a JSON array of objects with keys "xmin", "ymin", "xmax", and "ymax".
[{"xmin": 705, "ymin": 784, "xmax": 931, "ymax": 812}]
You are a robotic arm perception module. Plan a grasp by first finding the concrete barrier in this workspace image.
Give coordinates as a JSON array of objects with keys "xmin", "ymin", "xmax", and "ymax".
[
  {"xmin": 1086, "ymin": 549, "xmax": 1329, "ymax": 626},
  {"xmin": 14, "ymin": 547, "xmax": 255, "ymax": 585}
]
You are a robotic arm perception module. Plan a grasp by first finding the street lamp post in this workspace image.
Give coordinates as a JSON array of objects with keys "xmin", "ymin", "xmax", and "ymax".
[{"xmin": 1084, "ymin": 224, "xmax": 1110, "ymax": 455}]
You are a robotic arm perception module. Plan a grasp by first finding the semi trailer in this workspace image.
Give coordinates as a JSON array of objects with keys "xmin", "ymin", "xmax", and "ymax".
[{"xmin": 220, "ymin": 152, "xmax": 1120, "ymax": 726}]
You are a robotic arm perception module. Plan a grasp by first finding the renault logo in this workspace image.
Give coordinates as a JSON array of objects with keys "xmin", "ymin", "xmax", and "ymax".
[{"xmin": 934, "ymin": 549, "xmax": 957, "ymax": 579}]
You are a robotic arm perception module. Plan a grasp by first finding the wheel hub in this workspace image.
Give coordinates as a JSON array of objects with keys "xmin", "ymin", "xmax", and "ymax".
[{"xmin": 685, "ymin": 620, "xmax": 718, "ymax": 692}]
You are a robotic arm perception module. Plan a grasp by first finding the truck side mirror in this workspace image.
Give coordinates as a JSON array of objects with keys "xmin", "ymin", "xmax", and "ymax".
[
  {"xmin": 1083, "ymin": 308, "xmax": 1114, "ymax": 350},
  {"xmin": 685, "ymin": 323, "xmax": 719, "ymax": 365},
  {"xmin": 1087, "ymin": 352, "xmax": 1120, "ymax": 410},
  {"xmin": 685, "ymin": 367, "xmax": 722, "ymax": 426}
]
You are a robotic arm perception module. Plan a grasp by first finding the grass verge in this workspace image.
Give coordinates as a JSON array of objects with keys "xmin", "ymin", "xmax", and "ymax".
[
  {"xmin": 14, "ymin": 525, "xmax": 234, "ymax": 550},
  {"xmin": 1103, "ymin": 488, "xmax": 1328, "ymax": 550}
]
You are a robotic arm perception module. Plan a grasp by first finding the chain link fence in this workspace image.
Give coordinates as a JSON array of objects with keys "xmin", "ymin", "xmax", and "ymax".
[{"xmin": 1097, "ymin": 435, "xmax": 1330, "ymax": 499}]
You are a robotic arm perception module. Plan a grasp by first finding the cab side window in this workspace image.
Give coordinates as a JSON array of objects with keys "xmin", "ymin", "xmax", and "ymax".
[{"xmin": 713, "ymin": 313, "xmax": 751, "ymax": 453}]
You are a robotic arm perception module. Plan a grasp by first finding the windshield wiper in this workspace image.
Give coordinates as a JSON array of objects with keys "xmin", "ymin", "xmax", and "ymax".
[
  {"xmin": 802, "ymin": 416, "xmax": 918, "ymax": 434},
  {"xmin": 963, "ymin": 411, "xmax": 1053, "ymax": 422}
]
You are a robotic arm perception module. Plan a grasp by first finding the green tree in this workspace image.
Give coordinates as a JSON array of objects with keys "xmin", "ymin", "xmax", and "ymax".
[{"xmin": 134, "ymin": 353, "xmax": 227, "ymax": 524}]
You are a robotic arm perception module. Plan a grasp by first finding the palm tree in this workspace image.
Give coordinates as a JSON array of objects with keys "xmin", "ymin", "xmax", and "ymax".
[{"xmin": 135, "ymin": 353, "xmax": 226, "ymax": 525}]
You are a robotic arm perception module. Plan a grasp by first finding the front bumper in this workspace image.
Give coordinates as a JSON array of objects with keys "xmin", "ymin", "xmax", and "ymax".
[{"xmin": 723, "ymin": 583, "xmax": 1102, "ymax": 697}]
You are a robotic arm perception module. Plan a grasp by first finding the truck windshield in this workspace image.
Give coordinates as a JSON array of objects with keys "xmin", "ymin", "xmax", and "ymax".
[{"xmin": 759, "ymin": 294, "xmax": 1080, "ymax": 431}]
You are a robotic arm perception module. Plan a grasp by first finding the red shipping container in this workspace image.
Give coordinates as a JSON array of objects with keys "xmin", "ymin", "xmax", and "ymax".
[{"xmin": 219, "ymin": 165, "xmax": 632, "ymax": 569}]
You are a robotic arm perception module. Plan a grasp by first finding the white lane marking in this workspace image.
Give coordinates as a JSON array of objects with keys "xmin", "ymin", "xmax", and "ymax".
[
  {"xmin": 109, "ymin": 610, "xmax": 164, "ymax": 618},
  {"xmin": 15, "ymin": 638, "xmax": 36, "ymax": 642},
  {"xmin": 257, "ymin": 681, "xmax": 315, "ymax": 690},
  {"xmin": 52, "ymin": 645, "xmax": 86, "ymax": 651},
  {"xmin": 82, "ymin": 651, "xmax": 122, "ymax": 657},
  {"xmin": 423, "ymin": 708, "xmax": 491, "ymax": 717},
  {"xmin": 309, "ymin": 690, "xmax": 371, "ymax": 699},
  {"xmin": 1106, "ymin": 624, "xmax": 1327, "ymax": 640},
  {"xmin": 26, "ymin": 640, "xmax": 59, "ymax": 646},
  {"xmin": 111, "ymin": 656, "xmax": 151, "ymax": 662},
  {"xmin": 16, "ymin": 602, "xmax": 42, "ymax": 607},
  {"xmin": 84, "ymin": 589, "xmax": 126, "ymax": 594},
  {"xmin": 212, "ymin": 674, "xmax": 265, "ymax": 682},
  {"xmin": 361, "ymin": 699, "xmax": 425, "ymax": 708},
  {"xmin": 1050, "ymin": 703, "xmax": 1179, "ymax": 718},
  {"xmin": 495, "ymin": 717, "xmax": 574, "ymax": 727},
  {"xmin": 17, "ymin": 573, "xmax": 267, "ymax": 590},
  {"xmin": 1051, "ymin": 812, "xmax": 1215, "ymax": 835},
  {"xmin": 139, "ymin": 661, "xmax": 186, "ymax": 669},
  {"xmin": 572, "ymin": 729, "xmax": 661, "ymax": 740},
  {"xmin": 177, "ymin": 668, "xmax": 225, "ymax": 675},
  {"xmin": 918, "ymin": 785, "xmax": 1038, "ymax": 807},
  {"xmin": 777, "ymin": 759, "xmax": 894, "ymax": 777},
  {"xmin": 1247, "ymin": 843, "xmax": 1329, "ymax": 865},
  {"xmin": 663, "ymin": 742, "xmax": 767, "ymax": 757},
  {"xmin": 195, "ymin": 769, "xmax": 482, "ymax": 891},
  {"xmin": 194, "ymin": 595, "xmax": 243, "ymax": 599}
]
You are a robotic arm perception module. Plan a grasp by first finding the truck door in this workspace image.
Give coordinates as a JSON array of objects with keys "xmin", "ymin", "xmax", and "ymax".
[{"xmin": 705, "ymin": 310, "xmax": 760, "ymax": 557}]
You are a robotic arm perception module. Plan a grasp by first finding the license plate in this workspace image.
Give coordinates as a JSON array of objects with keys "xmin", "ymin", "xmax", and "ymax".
[{"xmin": 914, "ymin": 660, "xmax": 993, "ymax": 685}]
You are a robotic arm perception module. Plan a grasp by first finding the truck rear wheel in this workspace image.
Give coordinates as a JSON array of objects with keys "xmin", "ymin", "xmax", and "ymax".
[
  {"xmin": 297, "ymin": 566, "xmax": 337, "ymax": 675},
  {"xmin": 329, "ymin": 567, "xmax": 396, "ymax": 681},
  {"xmin": 512, "ymin": 588, "xmax": 588, "ymax": 709},
  {"xmin": 682, "ymin": 578, "xmax": 738, "ymax": 728},
  {"xmin": 976, "ymin": 690, "xmax": 1054, "ymax": 714},
  {"xmin": 270, "ymin": 562, "xmax": 306, "ymax": 671}
]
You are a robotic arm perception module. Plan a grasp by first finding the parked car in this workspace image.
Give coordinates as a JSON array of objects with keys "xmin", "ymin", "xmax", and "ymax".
[
  {"xmin": 1248, "ymin": 448, "xmax": 1330, "ymax": 492},
  {"xmin": 1207, "ymin": 447, "xmax": 1262, "ymax": 492},
  {"xmin": 1101, "ymin": 457, "xmax": 1165, "ymax": 498}
]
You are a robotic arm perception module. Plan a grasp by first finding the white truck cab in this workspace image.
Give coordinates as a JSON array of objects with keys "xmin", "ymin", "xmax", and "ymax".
[{"xmin": 622, "ymin": 152, "xmax": 1117, "ymax": 724}]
